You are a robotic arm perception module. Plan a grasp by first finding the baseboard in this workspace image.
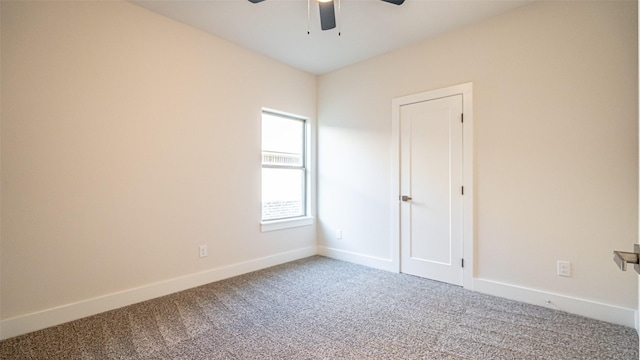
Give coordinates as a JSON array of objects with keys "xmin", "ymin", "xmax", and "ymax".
[
  {"xmin": 317, "ymin": 246, "xmax": 395, "ymax": 272},
  {"xmin": 0, "ymin": 246, "xmax": 317, "ymax": 340},
  {"xmin": 474, "ymin": 278, "xmax": 637, "ymax": 328}
]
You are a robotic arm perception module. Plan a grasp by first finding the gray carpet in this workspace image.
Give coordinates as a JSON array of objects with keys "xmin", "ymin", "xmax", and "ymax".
[{"xmin": 0, "ymin": 256, "xmax": 637, "ymax": 359}]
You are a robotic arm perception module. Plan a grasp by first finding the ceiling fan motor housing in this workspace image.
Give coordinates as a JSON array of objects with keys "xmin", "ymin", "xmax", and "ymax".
[{"xmin": 248, "ymin": 0, "xmax": 404, "ymax": 31}]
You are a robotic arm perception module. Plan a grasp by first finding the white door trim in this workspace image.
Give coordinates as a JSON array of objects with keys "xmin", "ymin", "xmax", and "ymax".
[{"xmin": 391, "ymin": 82, "xmax": 474, "ymax": 290}]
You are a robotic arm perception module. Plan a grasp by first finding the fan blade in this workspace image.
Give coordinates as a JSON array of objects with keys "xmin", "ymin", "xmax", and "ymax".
[
  {"xmin": 319, "ymin": 1, "xmax": 336, "ymax": 30},
  {"xmin": 380, "ymin": 0, "xmax": 404, "ymax": 4},
  {"xmin": 248, "ymin": 0, "xmax": 265, "ymax": 3}
]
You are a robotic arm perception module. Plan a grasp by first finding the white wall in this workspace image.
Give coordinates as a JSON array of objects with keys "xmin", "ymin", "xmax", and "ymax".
[
  {"xmin": 1, "ymin": 0, "xmax": 316, "ymax": 337},
  {"xmin": 318, "ymin": 0, "xmax": 638, "ymax": 321}
]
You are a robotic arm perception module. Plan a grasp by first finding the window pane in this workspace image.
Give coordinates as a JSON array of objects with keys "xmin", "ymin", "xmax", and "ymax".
[
  {"xmin": 262, "ymin": 113, "xmax": 304, "ymax": 167},
  {"xmin": 262, "ymin": 168, "xmax": 305, "ymax": 220}
]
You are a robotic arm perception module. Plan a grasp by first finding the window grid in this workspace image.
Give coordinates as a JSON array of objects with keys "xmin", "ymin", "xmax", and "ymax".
[{"xmin": 261, "ymin": 110, "xmax": 307, "ymax": 222}]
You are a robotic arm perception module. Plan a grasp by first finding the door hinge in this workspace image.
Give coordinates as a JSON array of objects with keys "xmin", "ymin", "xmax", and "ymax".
[
  {"xmin": 461, "ymin": 258, "xmax": 465, "ymax": 268},
  {"xmin": 461, "ymin": 186, "xmax": 464, "ymax": 195},
  {"xmin": 461, "ymin": 113, "xmax": 464, "ymax": 123}
]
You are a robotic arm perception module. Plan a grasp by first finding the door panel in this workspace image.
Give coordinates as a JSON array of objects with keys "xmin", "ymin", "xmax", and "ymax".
[{"xmin": 400, "ymin": 95, "xmax": 463, "ymax": 285}]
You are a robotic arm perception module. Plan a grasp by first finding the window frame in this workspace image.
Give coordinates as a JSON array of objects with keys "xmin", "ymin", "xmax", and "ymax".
[{"xmin": 260, "ymin": 109, "xmax": 314, "ymax": 231}]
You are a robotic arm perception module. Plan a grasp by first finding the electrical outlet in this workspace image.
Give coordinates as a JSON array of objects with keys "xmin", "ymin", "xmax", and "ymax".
[
  {"xmin": 557, "ymin": 260, "xmax": 571, "ymax": 277},
  {"xmin": 336, "ymin": 229, "xmax": 343, "ymax": 239},
  {"xmin": 199, "ymin": 245, "xmax": 208, "ymax": 258}
]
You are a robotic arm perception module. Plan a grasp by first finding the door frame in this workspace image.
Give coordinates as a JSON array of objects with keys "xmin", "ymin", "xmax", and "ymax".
[{"xmin": 391, "ymin": 82, "xmax": 474, "ymax": 290}]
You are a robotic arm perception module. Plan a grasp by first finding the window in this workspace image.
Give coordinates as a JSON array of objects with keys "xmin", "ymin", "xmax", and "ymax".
[{"xmin": 261, "ymin": 110, "xmax": 308, "ymax": 223}]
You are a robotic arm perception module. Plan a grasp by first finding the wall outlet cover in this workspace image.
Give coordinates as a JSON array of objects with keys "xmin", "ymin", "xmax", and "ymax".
[
  {"xmin": 199, "ymin": 245, "xmax": 208, "ymax": 258},
  {"xmin": 557, "ymin": 260, "xmax": 571, "ymax": 277}
]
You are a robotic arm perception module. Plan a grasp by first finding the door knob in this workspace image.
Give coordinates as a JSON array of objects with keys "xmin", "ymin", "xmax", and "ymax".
[
  {"xmin": 401, "ymin": 195, "xmax": 412, "ymax": 202},
  {"xmin": 613, "ymin": 244, "xmax": 640, "ymax": 274}
]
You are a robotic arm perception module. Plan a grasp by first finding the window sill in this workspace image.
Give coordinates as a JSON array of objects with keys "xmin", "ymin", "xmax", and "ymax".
[{"xmin": 261, "ymin": 216, "xmax": 314, "ymax": 232}]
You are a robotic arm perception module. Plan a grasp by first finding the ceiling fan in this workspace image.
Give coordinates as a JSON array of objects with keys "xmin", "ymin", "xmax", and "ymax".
[{"xmin": 248, "ymin": 0, "xmax": 405, "ymax": 32}]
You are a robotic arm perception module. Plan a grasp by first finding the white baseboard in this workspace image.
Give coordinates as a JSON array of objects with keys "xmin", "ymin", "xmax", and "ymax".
[
  {"xmin": 474, "ymin": 278, "xmax": 637, "ymax": 328},
  {"xmin": 317, "ymin": 246, "xmax": 395, "ymax": 272},
  {"xmin": 0, "ymin": 246, "xmax": 317, "ymax": 340}
]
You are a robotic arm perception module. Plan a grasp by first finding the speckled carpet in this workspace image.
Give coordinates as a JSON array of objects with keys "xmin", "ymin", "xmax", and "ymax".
[{"xmin": 0, "ymin": 256, "xmax": 637, "ymax": 359}]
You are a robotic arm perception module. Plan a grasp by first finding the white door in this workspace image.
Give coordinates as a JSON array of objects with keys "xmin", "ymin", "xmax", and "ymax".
[{"xmin": 400, "ymin": 94, "xmax": 464, "ymax": 285}]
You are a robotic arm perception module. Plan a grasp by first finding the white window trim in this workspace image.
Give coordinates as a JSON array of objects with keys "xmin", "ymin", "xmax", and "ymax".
[
  {"xmin": 260, "ymin": 108, "xmax": 315, "ymax": 232},
  {"xmin": 261, "ymin": 216, "xmax": 315, "ymax": 232}
]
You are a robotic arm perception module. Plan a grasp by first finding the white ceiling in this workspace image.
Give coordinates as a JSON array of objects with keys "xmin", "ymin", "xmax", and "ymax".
[{"xmin": 131, "ymin": 0, "xmax": 533, "ymax": 75}]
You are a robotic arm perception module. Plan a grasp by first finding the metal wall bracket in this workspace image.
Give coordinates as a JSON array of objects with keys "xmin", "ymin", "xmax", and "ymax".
[{"xmin": 613, "ymin": 244, "xmax": 640, "ymax": 274}]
